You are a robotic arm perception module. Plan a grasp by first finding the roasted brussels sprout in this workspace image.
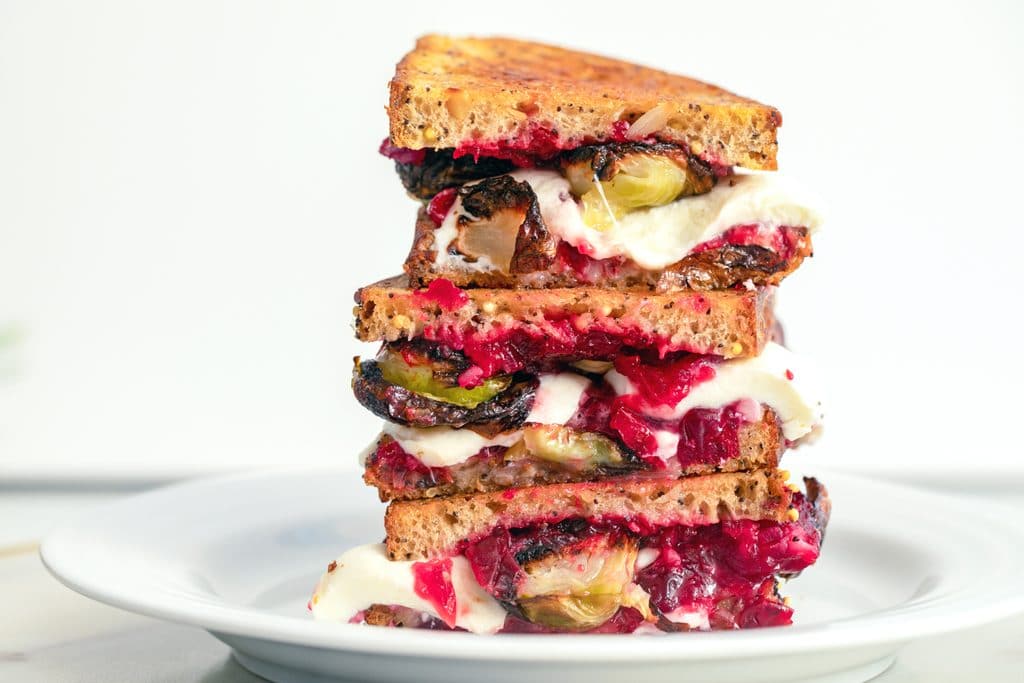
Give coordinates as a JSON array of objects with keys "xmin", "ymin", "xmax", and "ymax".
[
  {"xmin": 376, "ymin": 349, "xmax": 510, "ymax": 409},
  {"xmin": 352, "ymin": 343, "xmax": 537, "ymax": 434},
  {"xmin": 561, "ymin": 143, "xmax": 716, "ymax": 231},
  {"xmin": 453, "ymin": 175, "xmax": 557, "ymax": 273},
  {"xmin": 518, "ymin": 425, "xmax": 625, "ymax": 469},
  {"xmin": 516, "ymin": 534, "xmax": 651, "ymax": 631},
  {"xmin": 519, "ymin": 594, "xmax": 623, "ymax": 631},
  {"xmin": 394, "ymin": 148, "xmax": 515, "ymax": 200}
]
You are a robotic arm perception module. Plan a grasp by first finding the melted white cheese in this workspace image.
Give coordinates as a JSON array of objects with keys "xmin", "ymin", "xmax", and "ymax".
[
  {"xmin": 434, "ymin": 170, "xmax": 822, "ymax": 272},
  {"xmin": 525, "ymin": 372, "xmax": 591, "ymax": 425},
  {"xmin": 383, "ymin": 423, "xmax": 521, "ymax": 468},
  {"xmin": 606, "ymin": 342, "xmax": 823, "ymax": 441},
  {"xmin": 382, "ymin": 372, "xmax": 590, "ymax": 468},
  {"xmin": 652, "ymin": 429, "xmax": 681, "ymax": 461},
  {"xmin": 310, "ymin": 543, "xmax": 506, "ymax": 634}
]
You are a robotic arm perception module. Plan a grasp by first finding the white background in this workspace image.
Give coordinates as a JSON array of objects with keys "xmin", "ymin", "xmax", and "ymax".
[{"xmin": 1, "ymin": 0, "xmax": 1022, "ymax": 481}]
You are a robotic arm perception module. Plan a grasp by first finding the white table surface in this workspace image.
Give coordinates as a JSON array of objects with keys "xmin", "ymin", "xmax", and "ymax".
[{"xmin": 3, "ymin": 486, "xmax": 1023, "ymax": 682}]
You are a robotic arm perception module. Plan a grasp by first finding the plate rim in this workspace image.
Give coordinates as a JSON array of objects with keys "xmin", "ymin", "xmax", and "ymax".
[{"xmin": 40, "ymin": 465, "xmax": 1024, "ymax": 662}]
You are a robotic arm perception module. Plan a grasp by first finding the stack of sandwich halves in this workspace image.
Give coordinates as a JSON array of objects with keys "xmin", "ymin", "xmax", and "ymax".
[{"xmin": 311, "ymin": 36, "xmax": 829, "ymax": 634}]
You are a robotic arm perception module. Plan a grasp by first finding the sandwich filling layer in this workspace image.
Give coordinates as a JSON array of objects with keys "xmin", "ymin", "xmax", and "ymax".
[
  {"xmin": 432, "ymin": 171, "xmax": 819, "ymax": 274},
  {"xmin": 357, "ymin": 342, "xmax": 822, "ymax": 499},
  {"xmin": 311, "ymin": 484, "xmax": 827, "ymax": 633}
]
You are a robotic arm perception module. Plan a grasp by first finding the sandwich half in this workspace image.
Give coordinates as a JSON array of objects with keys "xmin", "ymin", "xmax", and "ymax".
[
  {"xmin": 381, "ymin": 36, "xmax": 821, "ymax": 291},
  {"xmin": 310, "ymin": 473, "xmax": 829, "ymax": 633}
]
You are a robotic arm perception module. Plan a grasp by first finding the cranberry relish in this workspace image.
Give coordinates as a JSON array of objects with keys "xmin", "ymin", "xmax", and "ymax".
[
  {"xmin": 424, "ymin": 320, "xmax": 722, "ymax": 383},
  {"xmin": 395, "ymin": 489, "xmax": 827, "ymax": 633}
]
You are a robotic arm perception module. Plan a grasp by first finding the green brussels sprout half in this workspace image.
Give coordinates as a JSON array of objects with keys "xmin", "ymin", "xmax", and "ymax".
[
  {"xmin": 520, "ymin": 425, "xmax": 625, "ymax": 469},
  {"xmin": 376, "ymin": 351, "xmax": 510, "ymax": 408},
  {"xmin": 516, "ymin": 534, "xmax": 652, "ymax": 631}
]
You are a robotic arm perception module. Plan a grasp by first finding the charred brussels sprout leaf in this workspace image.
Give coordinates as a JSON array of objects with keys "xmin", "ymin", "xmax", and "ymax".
[
  {"xmin": 395, "ymin": 149, "xmax": 516, "ymax": 200},
  {"xmin": 453, "ymin": 175, "xmax": 556, "ymax": 274}
]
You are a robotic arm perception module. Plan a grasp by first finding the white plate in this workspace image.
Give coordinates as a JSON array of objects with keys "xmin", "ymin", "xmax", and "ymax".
[{"xmin": 41, "ymin": 467, "xmax": 1024, "ymax": 683}]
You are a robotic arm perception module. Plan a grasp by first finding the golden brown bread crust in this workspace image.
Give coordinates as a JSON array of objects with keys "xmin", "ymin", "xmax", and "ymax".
[
  {"xmin": 365, "ymin": 407, "xmax": 784, "ymax": 502},
  {"xmin": 354, "ymin": 276, "xmax": 774, "ymax": 359},
  {"xmin": 383, "ymin": 469, "xmax": 793, "ymax": 561},
  {"xmin": 405, "ymin": 207, "xmax": 812, "ymax": 291},
  {"xmin": 388, "ymin": 35, "xmax": 781, "ymax": 170}
]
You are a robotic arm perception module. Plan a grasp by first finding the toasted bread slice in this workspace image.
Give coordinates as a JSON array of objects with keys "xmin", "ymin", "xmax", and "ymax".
[
  {"xmin": 389, "ymin": 36, "xmax": 781, "ymax": 170},
  {"xmin": 354, "ymin": 276, "xmax": 773, "ymax": 360},
  {"xmin": 383, "ymin": 469, "xmax": 792, "ymax": 560},
  {"xmin": 405, "ymin": 207, "xmax": 812, "ymax": 291},
  {"xmin": 365, "ymin": 407, "xmax": 784, "ymax": 502}
]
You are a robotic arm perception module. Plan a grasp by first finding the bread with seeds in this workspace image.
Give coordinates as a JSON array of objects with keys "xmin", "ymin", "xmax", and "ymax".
[{"xmin": 388, "ymin": 35, "xmax": 781, "ymax": 170}]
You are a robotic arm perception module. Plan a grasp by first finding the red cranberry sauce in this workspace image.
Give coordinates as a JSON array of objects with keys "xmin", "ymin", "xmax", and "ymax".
[
  {"xmin": 365, "ymin": 438, "xmax": 456, "ymax": 492},
  {"xmin": 613, "ymin": 353, "xmax": 717, "ymax": 409},
  {"xmin": 452, "ymin": 124, "xmax": 570, "ymax": 166},
  {"xmin": 412, "ymin": 278, "xmax": 469, "ymax": 312},
  {"xmin": 426, "ymin": 187, "xmax": 458, "ymax": 225},
  {"xmin": 597, "ymin": 352, "xmax": 748, "ymax": 470},
  {"xmin": 674, "ymin": 406, "xmax": 749, "ymax": 468},
  {"xmin": 601, "ymin": 403, "xmax": 749, "ymax": 470},
  {"xmin": 609, "ymin": 119, "xmax": 631, "ymax": 141},
  {"xmin": 637, "ymin": 492, "xmax": 822, "ymax": 629},
  {"xmin": 411, "ymin": 558, "xmax": 457, "ymax": 627},
  {"xmin": 379, "ymin": 138, "xmax": 426, "ymax": 165},
  {"xmin": 425, "ymin": 319, "xmax": 713, "ymax": 383}
]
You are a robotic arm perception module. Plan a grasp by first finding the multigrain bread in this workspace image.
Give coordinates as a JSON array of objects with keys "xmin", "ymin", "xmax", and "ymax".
[
  {"xmin": 383, "ymin": 469, "xmax": 793, "ymax": 560},
  {"xmin": 405, "ymin": 206, "xmax": 812, "ymax": 291},
  {"xmin": 354, "ymin": 276, "xmax": 774, "ymax": 359},
  {"xmin": 388, "ymin": 35, "xmax": 781, "ymax": 170},
  {"xmin": 365, "ymin": 407, "xmax": 785, "ymax": 502}
]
